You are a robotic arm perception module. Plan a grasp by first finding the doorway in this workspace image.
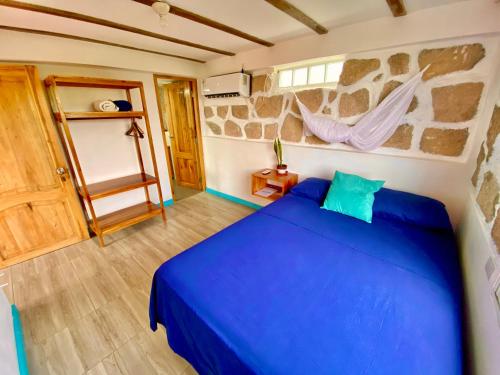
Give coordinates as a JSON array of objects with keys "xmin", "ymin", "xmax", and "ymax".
[{"xmin": 154, "ymin": 75, "xmax": 205, "ymax": 202}]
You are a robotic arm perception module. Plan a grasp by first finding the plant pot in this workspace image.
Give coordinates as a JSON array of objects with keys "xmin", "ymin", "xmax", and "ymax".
[{"xmin": 276, "ymin": 164, "xmax": 288, "ymax": 175}]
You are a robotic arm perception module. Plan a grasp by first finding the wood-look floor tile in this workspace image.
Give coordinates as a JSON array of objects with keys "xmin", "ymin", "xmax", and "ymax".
[
  {"xmin": 44, "ymin": 328, "xmax": 85, "ymax": 375},
  {"xmin": 96, "ymin": 297, "xmax": 142, "ymax": 350},
  {"xmin": 77, "ymin": 265, "xmax": 128, "ymax": 310},
  {"xmin": 0, "ymin": 267, "xmax": 13, "ymax": 304},
  {"xmin": 86, "ymin": 353, "xmax": 124, "ymax": 375},
  {"xmin": 136, "ymin": 330, "xmax": 189, "ymax": 375},
  {"xmin": 109, "ymin": 256, "xmax": 151, "ymax": 294},
  {"xmin": 120, "ymin": 287, "xmax": 150, "ymax": 330},
  {"xmin": 26, "ymin": 295, "xmax": 67, "ymax": 343},
  {"xmin": 114, "ymin": 337, "xmax": 157, "ymax": 375},
  {"xmin": 117, "ymin": 237, "xmax": 165, "ymax": 276},
  {"xmin": 25, "ymin": 340, "xmax": 51, "ymax": 375},
  {"xmin": 69, "ymin": 311, "xmax": 115, "ymax": 371}
]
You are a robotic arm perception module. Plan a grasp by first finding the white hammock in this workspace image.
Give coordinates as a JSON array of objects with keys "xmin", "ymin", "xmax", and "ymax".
[{"xmin": 296, "ymin": 69, "xmax": 426, "ymax": 151}]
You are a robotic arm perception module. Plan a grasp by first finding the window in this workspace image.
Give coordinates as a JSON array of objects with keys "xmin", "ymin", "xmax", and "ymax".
[
  {"xmin": 278, "ymin": 69, "xmax": 292, "ymax": 88},
  {"xmin": 293, "ymin": 67, "xmax": 308, "ymax": 86},
  {"xmin": 277, "ymin": 60, "xmax": 344, "ymax": 89}
]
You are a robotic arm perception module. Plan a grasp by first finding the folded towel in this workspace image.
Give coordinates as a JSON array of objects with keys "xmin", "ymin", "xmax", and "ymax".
[
  {"xmin": 113, "ymin": 100, "xmax": 133, "ymax": 112},
  {"xmin": 92, "ymin": 100, "xmax": 119, "ymax": 112}
]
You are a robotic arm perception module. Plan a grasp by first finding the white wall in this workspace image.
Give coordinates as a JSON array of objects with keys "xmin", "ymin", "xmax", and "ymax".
[
  {"xmin": 459, "ymin": 190, "xmax": 500, "ymax": 375},
  {"xmin": 204, "ymin": 136, "xmax": 470, "ymax": 226},
  {"xmin": 457, "ymin": 65, "xmax": 500, "ymax": 375},
  {"xmin": 0, "ymin": 290, "xmax": 17, "ymax": 375}
]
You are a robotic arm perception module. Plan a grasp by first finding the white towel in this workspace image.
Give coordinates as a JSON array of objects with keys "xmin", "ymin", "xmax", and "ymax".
[{"xmin": 92, "ymin": 100, "xmax": 119, "ymax": 112}]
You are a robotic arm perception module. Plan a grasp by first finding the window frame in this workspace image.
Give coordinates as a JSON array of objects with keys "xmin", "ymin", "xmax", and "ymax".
[{"xmin": 275, "ymin": 58, "xmax": 344, "ymax": 91}]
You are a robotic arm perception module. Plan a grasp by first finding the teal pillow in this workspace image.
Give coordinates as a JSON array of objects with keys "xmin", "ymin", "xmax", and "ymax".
[{"xmin": 321, "ymin": 171, "xmax": 385, "ymax": 223}]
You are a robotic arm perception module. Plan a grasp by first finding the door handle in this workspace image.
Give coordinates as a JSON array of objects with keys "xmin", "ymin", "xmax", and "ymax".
[{"xmin": 56, "ymin": 167, "xmax": 68, "ymax": 182}]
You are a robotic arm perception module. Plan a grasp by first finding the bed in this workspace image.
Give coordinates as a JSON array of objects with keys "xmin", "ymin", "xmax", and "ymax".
[{"xmin": 149, "ymin": 178, "xmax": 462, "ymax": 375}]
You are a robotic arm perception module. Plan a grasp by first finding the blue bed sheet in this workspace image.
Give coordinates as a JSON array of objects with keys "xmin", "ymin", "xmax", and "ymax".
[{"xmin": 150, "ymin": 193, "xmax": 462, "ymax": 375}]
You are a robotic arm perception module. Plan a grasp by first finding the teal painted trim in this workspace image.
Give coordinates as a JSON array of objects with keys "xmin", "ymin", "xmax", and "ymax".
[
  {"xmin": 11, "ymin": 305, "xmax": 29, "ymax": 375},
  {"xmin": 206, "ymin": 188, "xmax": 262, "ymax": 210},
  {"xmin": 163, "ymin": 199, "xmax": 174, "ymax": 207}
]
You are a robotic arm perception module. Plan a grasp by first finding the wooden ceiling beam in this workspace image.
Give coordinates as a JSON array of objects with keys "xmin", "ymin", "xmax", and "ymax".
[
  {"xmin": 132, "ymin": 0, "xmax": 274, "ymax": 47},
  {"xmin": 386, "ymin": 0, "xmax": 407, "ymax": 17},
  {"xmin": 169, "ymin": 6, "xmax": 274, "ymax": 47},
  {"xmin": 0, "ymin": 25, "xmax": 205, "ymax": 63},
  {"xmin": 264, "ymin": 0, "xmax": 328, "ymax": 35},
  {"xmin": 0, "ymin": 0, "xmax": 234, "ymax": 56}
]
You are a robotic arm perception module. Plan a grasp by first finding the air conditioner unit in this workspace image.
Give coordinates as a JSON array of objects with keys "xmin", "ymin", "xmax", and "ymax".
[{"xmin": 202, "ymin": 72, "xmax": 250, "ymax": 98}]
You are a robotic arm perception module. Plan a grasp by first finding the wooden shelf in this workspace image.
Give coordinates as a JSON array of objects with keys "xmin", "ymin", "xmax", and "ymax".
[
  {"xmin": 45, "ymin": 76, "xmax": 143, "ymax": 89},
  {"xmin": 55, "ymin": 111, "xmax": 144, "ymax": 121},
  {"xmin": 79, "ymin": 173, "xmax": 157, "ymax": 200},
  {"xmin": 91, "ymin": 201, "xmax": 162, "ymax": 235},
  {"xmin": 251, "ymin": 169, "xmax": 299, "ymax": 201}
]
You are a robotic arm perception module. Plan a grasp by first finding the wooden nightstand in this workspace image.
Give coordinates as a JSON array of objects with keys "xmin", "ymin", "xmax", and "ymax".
[{"xmin": 251, "ymin": 169, "xmax": 299, "ymax": 201}]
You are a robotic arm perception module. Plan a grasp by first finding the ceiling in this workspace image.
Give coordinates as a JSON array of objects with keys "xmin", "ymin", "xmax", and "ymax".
[{"xmin": 0, "ymin": 0, "xmax": 465, "ymax": 64}]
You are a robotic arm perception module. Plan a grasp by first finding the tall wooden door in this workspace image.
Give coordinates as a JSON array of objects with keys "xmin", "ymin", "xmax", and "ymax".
[
  {"xmin": 0, "ymin": 65, "xmax": 88, "ymax": 267},
  {"xmin": 164, "ymin": 81, "xmax": 201, "ymax": 189}
]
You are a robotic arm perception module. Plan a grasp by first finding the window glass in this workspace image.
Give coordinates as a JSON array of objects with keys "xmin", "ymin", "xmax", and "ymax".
[
  {"xmin": 326, "ymin": 62, "xmax": 344, "ymax": 83},
  {"xmin": 278, "ymin": 69, "xmax": 292, "ymax": 88},
  {"xmin": 277, "ymin": 59, "xmax": 344, "ymax": 88},
  {"xmin": 308, "ymin": 64, "xmax": 325, "ymax": 84},
  {"xmin": 293, "ymin": 67, "xmax": 308, "ymax": 86}
]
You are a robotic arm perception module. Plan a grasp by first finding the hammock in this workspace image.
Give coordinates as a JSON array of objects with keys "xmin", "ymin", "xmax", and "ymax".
[{"xmin": 296, "ymin": 68, "xmax": 426, "ymax": 151}]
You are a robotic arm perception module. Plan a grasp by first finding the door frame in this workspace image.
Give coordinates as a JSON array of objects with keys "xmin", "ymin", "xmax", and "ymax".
[{"xmin": 153, "ymin": 74, "xmax": 206, "ymax": 201}]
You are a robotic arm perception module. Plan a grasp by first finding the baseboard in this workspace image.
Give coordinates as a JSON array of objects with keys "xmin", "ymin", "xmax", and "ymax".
[
  {"xmin": 163, "ymin": 199, "xmax": 174, "ymax": 207},
  {"xmin": 11, "ymin": 305, "xmax": 28, "ymax": 375},
  {"xmin": 205, "ymin": 188, "xmax": 262, "ymax": 210}
]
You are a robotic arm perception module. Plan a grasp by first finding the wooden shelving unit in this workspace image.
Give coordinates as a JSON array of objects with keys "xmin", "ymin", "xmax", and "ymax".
[
  {"xmin": 55, "ymin": 111, "xmax": 145, "ymax": 121},
  {"xmin": 78, "ymin": 173, "xmax": 158, "ymax": 200},
  {"xmin": 91, "ymin": 201, "xmax": 162, "ymax": 235},
  {"xmin": 251, "ymin": 169, "xmax": 299, "ymax": 201},
  {"xmin": 45, "ymin": 75, "xmax": 166, "ymax": 247}
]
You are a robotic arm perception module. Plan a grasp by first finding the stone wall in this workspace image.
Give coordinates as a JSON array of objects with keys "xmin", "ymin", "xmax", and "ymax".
[
  {"xmin": 471, "ymin": 102, "xmax": 500, "ymax": 253},
  {"xmin": 202, "ymin": 38, "xmax": 498, "ymax": 161}
]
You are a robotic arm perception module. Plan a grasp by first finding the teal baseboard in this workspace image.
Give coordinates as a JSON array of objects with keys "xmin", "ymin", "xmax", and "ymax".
[
  {"xmin": 11, "ymin": 305, "xmax": 29, "ymax": 375},
  {"xmin": 163, "ymin": 199, "xmax": 174, "ymax": 207},
  {"xmin": 206, "ymin": 188, "xmax": 262, "ymax": 210}
]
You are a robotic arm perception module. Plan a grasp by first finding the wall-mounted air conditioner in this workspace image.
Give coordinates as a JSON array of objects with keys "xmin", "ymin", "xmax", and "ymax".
[{"xmin": 202, "ymin": 72, "xmax": 250, "ymax": 98}]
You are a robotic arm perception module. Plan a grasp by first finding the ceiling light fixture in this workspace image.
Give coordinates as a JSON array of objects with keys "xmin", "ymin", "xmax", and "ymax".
[{"xmin": 152, "ymin": 0, "xmax": 171, "ymax": 27}]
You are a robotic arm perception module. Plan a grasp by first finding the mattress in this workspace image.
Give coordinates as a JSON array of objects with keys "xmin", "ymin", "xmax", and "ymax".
[{"xmin": 150, "ymin": 188, "xmax": 462, "ymax": 375}]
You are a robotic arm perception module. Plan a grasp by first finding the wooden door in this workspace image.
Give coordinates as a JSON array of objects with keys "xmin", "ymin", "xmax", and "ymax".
[
  {"xmin": 164, "ymin": 81, "xmax": 201, "ymax": 189},
  {"xmin": 0, "ymin": 65, "xmax": 88, "ymax": 267}
]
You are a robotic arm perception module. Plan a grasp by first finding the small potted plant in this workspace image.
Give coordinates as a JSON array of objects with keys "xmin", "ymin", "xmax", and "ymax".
[{"xmin": 273, "ymin": 138, "xmax": 288, "ymax": 175}]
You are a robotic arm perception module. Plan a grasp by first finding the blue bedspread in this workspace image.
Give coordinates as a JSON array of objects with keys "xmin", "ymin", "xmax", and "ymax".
[{"xmin": 150, "ymin": 192, "xmax": 462, "ymax": 375}]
